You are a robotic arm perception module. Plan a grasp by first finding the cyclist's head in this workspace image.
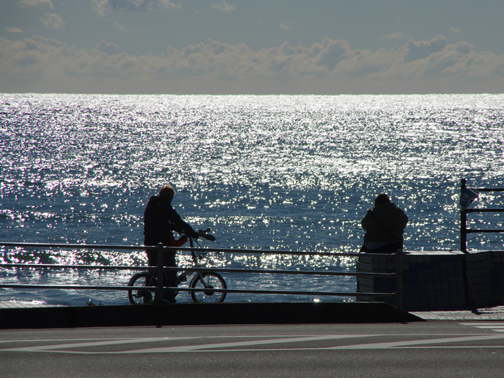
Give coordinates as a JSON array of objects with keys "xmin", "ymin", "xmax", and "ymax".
[{"xmin": 159, "ymin": 185, "xmax": 176, "ymax": 202}]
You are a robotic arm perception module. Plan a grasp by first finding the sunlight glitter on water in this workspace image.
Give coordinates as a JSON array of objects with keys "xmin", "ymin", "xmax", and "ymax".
[{"xmin": 1, "ymin": 93, "xmax": 504, "ymax": 305}]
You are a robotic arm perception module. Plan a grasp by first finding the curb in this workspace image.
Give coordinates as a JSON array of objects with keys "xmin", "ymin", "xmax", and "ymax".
[{"xmin": 0, "ymin": 302, "xmax": 423, "ymax": 329}]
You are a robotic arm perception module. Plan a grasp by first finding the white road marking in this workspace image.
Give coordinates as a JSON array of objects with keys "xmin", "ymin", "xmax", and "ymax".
[
  {"xmin": 470, "ymin": 326, "xmax": 504, "ymax": 328},
  {"xmin": 1, "ymin": 337, "xmax": 197, "ymax": 352},
  {"xmin": 2, "ymin": 333, "xmax": 504, "ymax": 354},
  {"xmin": 0, "ymin": 335, "xmax": 373, "ymax": 354},
  {"xmin": 460, "ymin": 322, "xmax": 504, "ymax": 333},
  {"xmin": 329, "ymin": 335, "xmax": 504, "ymax": 350},
  {"xmin": 123, "ymin": 335, "xmax": 374, "ymax": 353}
]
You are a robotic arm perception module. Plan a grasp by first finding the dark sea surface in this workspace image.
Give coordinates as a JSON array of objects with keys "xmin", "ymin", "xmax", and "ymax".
[{"xmin": 1, "ymin": 94, "xmax": 503, "ymax": 306}]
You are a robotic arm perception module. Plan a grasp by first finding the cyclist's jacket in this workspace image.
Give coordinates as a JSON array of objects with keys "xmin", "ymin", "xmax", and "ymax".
[{"xmin": 143, "ymin": 195, "xmax": 198, "ymax": 246}]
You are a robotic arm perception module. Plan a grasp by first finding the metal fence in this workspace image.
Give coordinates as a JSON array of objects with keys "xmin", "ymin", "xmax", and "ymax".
[
  {"xmin": 460, "ymin": 179, "xmax": 504, "ymax": 253},
  {"xmin": 0, "ymin": 241, "xmax": 403, "ymax": 309}
]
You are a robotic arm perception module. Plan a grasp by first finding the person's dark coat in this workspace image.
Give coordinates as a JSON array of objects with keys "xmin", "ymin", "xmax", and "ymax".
[
  {"xmin": 143, "ymin": 195, "xmax": 199, "ymax": 301},
  {"xmin": 143, "ymin": 195, "xmax": 198, "ymax": 246},
  {"xmin": 362, "ymin": 202, "xmax": 408, "ymax": 244}
]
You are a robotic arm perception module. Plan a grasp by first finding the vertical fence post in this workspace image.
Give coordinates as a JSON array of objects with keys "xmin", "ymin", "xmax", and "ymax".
[
  {"xmin": 460, "ymin": 209, "xmax": 467, "ymax": 253},
  {"xmin": 395, "ymin": 249, "xmax": 403, "ymax": 311},
  {"xmin": 156, "ymin": 242, "xmax": 164, "ymax": 304},
  {"xmin": 460, "ymin": 179, "xmax": 468, "ymax": 253}
]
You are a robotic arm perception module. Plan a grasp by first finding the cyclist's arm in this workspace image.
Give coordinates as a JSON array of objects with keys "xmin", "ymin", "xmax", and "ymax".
[
  {"xmin": 170, "ymin": 234, "xmax": 188, "ymax": 247},
  {"xmin": 168, "ymin": 207, "xmax": 198, "ymax": 239}
]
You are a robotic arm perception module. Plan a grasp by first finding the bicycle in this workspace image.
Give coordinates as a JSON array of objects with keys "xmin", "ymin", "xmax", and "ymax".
[{"xmin": 127, "ymin": 232, "xmax": 227, "ymax": 304}]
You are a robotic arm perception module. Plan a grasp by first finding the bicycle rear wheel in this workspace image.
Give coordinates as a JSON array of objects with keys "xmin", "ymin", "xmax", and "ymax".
[
  {"xmin": 190, "ymin": 272, "xmax": 227, "ymax": 303},
  {"xmin": 128, "ymin": 272, "xmax": 156, "ymax": 305}
]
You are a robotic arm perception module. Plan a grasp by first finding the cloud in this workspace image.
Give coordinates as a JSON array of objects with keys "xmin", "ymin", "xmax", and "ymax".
[
  {"xmin": 280, "ymin": 21, "xmax": 292, "ymax": 31},
  {"xmin": 1, "ymin": 35, "xmax": 503, "ymax": 94},
  {"xmin": 6, "ymin": 27, "xmax": 24, "ymax": 34},
  {"xmin": 450, "ymin": 27, "xmax": 462, "ymax": 33},
  {"xmin": 386, "ymin": 32, "xmax": 403, "ymax": 39},
  {"xmin": 95, "ymin": 40, "xmax": 119, "ymax": 54},
  {"xmin": 404, "ymin": 34, "xmax": 447, "ymax": 63},
  {"xmin": 113, "ymin": 22, "xmax": 128, "ymax": 32},
  {"xmin": 17, "ymin": 0, "xmax": 54, "ymax": 9},
  {"xmin": 41, "ymin": 13, "xmax": 64, "ymax": 30},
  {"xmin": 212, "ymin": 1, "xmax": 235, "ymax": 13},
  {"xmin": 92, "ymin": 0, "xmax": 180, "ymax": 16}
]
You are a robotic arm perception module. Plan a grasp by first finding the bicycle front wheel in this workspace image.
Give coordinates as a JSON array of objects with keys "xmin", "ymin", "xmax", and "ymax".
[
  {"xmin": 128, "ymin": 272, "xmax": 156, "ymax": 305},
  {"xmin": 190, "ymin": 272, "xmax": 227, "ymax": 303}
]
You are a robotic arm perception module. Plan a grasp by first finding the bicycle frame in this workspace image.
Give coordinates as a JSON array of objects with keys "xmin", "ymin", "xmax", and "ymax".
[
  {"xmin": 147, "ymin": 238, "xmax": 210, "ymax": 285},
  {"xmin": 128, "ymin": 233, "xmax": 227, "ymax": 304},
  {"xmin": 175, "ymin": 236, "xmax": 203, "ymax": 282}
]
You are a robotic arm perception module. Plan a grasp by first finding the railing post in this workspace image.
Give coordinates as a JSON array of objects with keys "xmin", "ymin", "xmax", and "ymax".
[
  {"xmin": 461, "ymin": 209, "xmax": 467, "ymax": 253},
  {"xmin": 156, "ymin": 242, "xmax": 164, "ymax": 304},
  {"xmin": 461, "ymin": 179, "xmax": 468, "ymax": 253},
  {"xmin": 395, "ymin": 249, "xmax": 403, "ymax": 311}
]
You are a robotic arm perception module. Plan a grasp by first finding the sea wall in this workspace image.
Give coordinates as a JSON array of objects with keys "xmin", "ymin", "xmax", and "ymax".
[
  {"xmin": 0, "ymin": 302, "xmax": 423, "ymax": 329},
  {"xmin": 357, "ymin": 250, "xmax": 504, "ymax": 310}
]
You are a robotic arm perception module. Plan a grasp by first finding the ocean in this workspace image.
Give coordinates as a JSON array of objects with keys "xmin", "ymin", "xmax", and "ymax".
[{"xmin": 1, "ymin": 93, "xmax": 503, "ymax": 306}]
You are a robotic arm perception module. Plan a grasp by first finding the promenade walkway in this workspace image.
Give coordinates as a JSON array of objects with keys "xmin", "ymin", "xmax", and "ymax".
[{"xmin": 411, "ymin": 304, "xmax": 504, "ymax": 321}]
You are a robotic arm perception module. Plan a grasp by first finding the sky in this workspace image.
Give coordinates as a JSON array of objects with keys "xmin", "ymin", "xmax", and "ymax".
[{"xmin": 1, "ymin": 0, "xmax": 504, "ymax": 95}]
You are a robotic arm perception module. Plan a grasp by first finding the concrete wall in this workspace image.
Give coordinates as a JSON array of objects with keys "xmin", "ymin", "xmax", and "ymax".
[
  {"xmin": 0, "ymin": 302, "xmax": 423, "ymax": 329},
  {"xmin": 357, "ymin": 250, "xmax": 504, "ymax": 310}
]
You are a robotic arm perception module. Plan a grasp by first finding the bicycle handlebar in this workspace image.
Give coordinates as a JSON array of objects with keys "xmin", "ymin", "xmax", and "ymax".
[{"xmin": 196, "ymin": 228, "xmax": 216, "ymax": 242}]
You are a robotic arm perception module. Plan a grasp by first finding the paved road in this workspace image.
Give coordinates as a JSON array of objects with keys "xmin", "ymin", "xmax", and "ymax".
[{"xmin": 2, "ymin": 321, "xmax": 504, "ymax": 377}]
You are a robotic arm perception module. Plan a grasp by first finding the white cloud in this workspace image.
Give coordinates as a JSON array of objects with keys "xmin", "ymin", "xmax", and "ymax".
[
  {"xmin": 6, "ymin": 27, "xmax": 24, "ymax": 34},
  {"xmin": 212, "ymin": 1, "xmax": 235, "ymax": 13},
  {"xmin": 1, "ymin": 35, "xmax": 503, "ymax": 94},
  {"xmin": 113, "ymin": 22, "xmax": 128, "ymax": 32},
  {"xmin": 92, "ymin": 0, "xmax": 180, "ymax": 16},
  {"xmin": 280, "ymin": 21, "xmax": 292, "ymax": 31},
  {"xmin": 17, "ymin": 0, "xmax": 54, "ymax": 9},
  {"xmin": 450, "ymin": 27, "xmax": 462, "ymax": 33},
  {"xmin": 41, "ymin": 13, "xmax": 64, "ymax": 30},
  {"xmin": 95, "ymin": 40, "xmax": 119, "ymax": 54},
  {"xmin": 386, "ymin": 32, "xmax": 403, "ymax": 39},
  {"xmin": 404, "ymin": 35, "xmax": 447, "ymax": 63}
]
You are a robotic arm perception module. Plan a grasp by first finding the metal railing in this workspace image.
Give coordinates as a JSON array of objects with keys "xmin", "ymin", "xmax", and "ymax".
[
  {"xmin": 0, "ymin": 241, "xmax": 403, "ymax": 309},
  {"xmin": 460, "ymin": 179, "xmax": 504, "ymax": 253}
]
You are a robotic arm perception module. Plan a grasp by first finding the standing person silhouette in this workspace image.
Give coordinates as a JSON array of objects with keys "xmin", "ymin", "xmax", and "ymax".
[
  {"xmin": 360, "ymin": 193, "xmax": 408, "ymax": 253},
  {"xmin": 143, "ymin": 184, "xmax": 203, "ymax": 303}
]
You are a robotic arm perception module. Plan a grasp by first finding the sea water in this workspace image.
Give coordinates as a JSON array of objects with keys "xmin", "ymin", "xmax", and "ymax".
[{"xmin": 1, "ymin": 94, "xmax": 503, "ymax": 306}]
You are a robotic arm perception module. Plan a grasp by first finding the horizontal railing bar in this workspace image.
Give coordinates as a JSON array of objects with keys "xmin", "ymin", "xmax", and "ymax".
[
  {"xmin": 0, "ymin": 242, "xmax": 144, "ymax": 251},
  {"xmin": 0, "ymin": 261, "xmax": 398, "ymax": 278},
  {"xmin": 0, "ymin": 263, "xmax": 396, "ymax": 277},
  {"xmin": 465, "ymin": 229, "xmax": 504, "ymax": 233},
  {"xmin": 0, "ymin": 242, "xmax": 400, "ymax": 302},
  {"xmin": 170, "ymin": 287, "xmax": 397, "ymax": 298},
  {"xmin": 0, "ymin": 264, "xmax": 149, "ymax": 270},
  {"xmin": 474, "ymin": 188, "xmax": 504, "ymax": 192},
  {"xmin": 0, "ymin": 284, "xmax": 395, "ymax": 298},
  {"xmin": 465, "ymin": 209, "xmax": 504, "ymax": 213},
  {"xmin": 0, "ymin": 284, "xmax": 140, "ymax": 291},
  {"xmin": 0, "ymin": 242, "xmax": 395, "ymax": 258}
]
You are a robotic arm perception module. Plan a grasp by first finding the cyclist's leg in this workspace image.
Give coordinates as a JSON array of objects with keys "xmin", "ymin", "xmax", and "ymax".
[
  {"xmin": 146, "ymin": 245, "xmax": 178, "ymax": 303},
  {"xmin": 164, "ymin": 252, "xmax": 178, "ymax": 303}
]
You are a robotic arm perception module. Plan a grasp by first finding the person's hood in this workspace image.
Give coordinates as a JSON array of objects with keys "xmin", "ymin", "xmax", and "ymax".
[
  {"xmin": 147, "ymin": 195, "xmax": 169, "ymax": 205},
  {"xmin": 373, "ymin": 202, "xmax": 400, "ymax": 223}
]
